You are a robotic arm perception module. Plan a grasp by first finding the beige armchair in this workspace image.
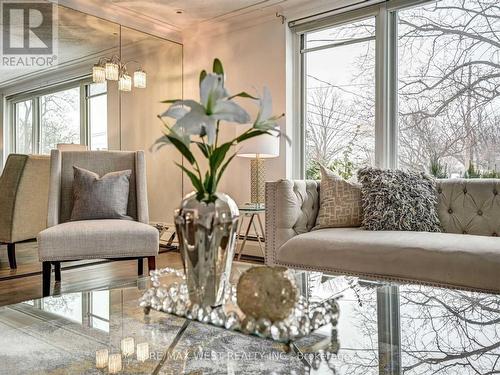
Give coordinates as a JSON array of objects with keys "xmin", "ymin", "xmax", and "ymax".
[
  {"xmin": 37, "ymin": 150, "xmax": 159, "ymax": 296},
  {"xmin": 0, "ymin": 154, "xmax": 50, "ymax": 269}
]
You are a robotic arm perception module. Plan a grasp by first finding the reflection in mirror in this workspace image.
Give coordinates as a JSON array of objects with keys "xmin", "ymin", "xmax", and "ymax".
[
  {"xmin": 0, "ymin": 2, "xmax": 120, "ymax": 157},
  {"xmin": 0, "ymin": 1, "xmax": 184, "ymax": 223}
]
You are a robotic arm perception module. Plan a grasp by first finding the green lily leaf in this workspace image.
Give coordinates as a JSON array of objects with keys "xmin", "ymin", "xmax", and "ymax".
[
  {"xmin": 195, "ymin": 142, "xmax": 210, "ymax": 158},
  {"xmin": 203, "ymin": 170, "xmax": 215, "ymax": 194},
  {"xmin": 175, "ymin": 162, "xmax": 204, "ymax": 193},
  {"xmin": 235, "ymin": 129, "xmax": 271, "ymax": 144},
  {"xmin": 209, "ymin": 141, "xmax": 232, "ymax": 172},
  {"xmin": 160, "ymin": 99, "xmax": 182, "ymax": 104},
  {"xmin": 166, "ymin": 134, "xmax": 196, "ymax": 165}
]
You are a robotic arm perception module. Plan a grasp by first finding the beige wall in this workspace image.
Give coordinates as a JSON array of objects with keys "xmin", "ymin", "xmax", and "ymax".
[{"xmin": 182, "ymin": 18, "xmax": 287, "ymax": 206}]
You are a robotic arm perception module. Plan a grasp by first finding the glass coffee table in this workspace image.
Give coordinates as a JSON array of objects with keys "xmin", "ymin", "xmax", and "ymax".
[{"xmin": 0, "ymin": 262, "xmax": 499, "ymax": 374}]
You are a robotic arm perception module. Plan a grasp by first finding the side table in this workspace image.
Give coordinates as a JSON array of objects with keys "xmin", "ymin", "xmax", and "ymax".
[{"xmin": 236, "ymin": 204, "xmax": 266, "ymax": 260}]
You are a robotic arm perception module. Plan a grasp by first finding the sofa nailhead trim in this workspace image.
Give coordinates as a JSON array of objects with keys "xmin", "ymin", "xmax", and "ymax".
[{"xmin": 274, "ymin": 260, "xmax": 498, "ymax": 295}]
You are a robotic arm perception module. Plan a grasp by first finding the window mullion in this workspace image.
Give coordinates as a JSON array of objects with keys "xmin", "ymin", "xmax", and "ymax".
[
  {"xmin": 33, "ymin": 98, "xmax": 40, "ymax": 154},
  {"xmin": 80, "ymin": 84, "xmax": 88, "ymax": 147},
  {"xmin": 375, "ymin": 4, "xmax": 391, "ymax": 168},
  {"xmin": 11, "ymin": 103, "xmax": 16, "ymax": 154},
  {"xmin": 388, "ymin": 11, "xmax": 399, "ymax": 169}
]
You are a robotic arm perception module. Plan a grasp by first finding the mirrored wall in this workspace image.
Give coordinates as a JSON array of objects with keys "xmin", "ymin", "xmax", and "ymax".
[{"xmin": 0, "ymin": 1, "xmax": 183, "ymax": 224}]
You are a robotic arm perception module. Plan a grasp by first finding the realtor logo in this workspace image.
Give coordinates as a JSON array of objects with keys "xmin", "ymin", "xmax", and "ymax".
[{"xmin": 1, "ymin": 0, "xmax": 58, "ymax": 68}]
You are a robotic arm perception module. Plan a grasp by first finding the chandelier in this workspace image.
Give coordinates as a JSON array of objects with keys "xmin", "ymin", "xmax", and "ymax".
[{"xmin": 92, "ymin": 55, "xmax": 146, "ymax": 92}]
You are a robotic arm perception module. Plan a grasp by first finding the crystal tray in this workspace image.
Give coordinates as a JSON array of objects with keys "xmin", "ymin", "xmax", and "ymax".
[{"xmin": 139, "ymin": 267, "xmax": 340, "ymax": 345}]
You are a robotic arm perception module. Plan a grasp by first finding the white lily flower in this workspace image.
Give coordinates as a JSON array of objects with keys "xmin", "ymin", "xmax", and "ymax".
[
  {"xmin": 160, "ymin": 74, "xmax": 250, "ymax": 145},
  {"xmin": 254, "ymin": 86, "xmax": 281, "ymax": 131},
  {"xmin": 200, "ymin": 74, "xmax": 228, "ymax": 110}
]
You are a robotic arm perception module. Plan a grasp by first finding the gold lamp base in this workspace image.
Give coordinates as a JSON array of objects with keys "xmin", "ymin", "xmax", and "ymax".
[{"xmin": 250, "ymin": 157, "xmax": 265, "ymax": 206}]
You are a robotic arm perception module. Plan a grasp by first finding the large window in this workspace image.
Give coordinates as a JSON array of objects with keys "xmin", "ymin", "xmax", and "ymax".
[
  {"xmin": 397, "ymin": 0, "xmax": 500, "ymax": 178},
  {"xmin": 295, "ymin": 0, "xmax": 500, "ymax": 179},
  {"xmin": 304, "ymin": 18, "xmax": 376, "ymax": 179},
  {"xmin": 10, "ymin": 81, "xmax": 108, "ymax": 154}
]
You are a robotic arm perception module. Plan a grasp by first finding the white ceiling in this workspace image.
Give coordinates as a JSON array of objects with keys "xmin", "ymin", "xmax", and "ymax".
[
  {"xmin": 94, "ymin": 0, "xmax": 348, "ymax": 31},
  {"xmin": 109, "ymin": 0, "xmax": 287, "ymax": 29}
]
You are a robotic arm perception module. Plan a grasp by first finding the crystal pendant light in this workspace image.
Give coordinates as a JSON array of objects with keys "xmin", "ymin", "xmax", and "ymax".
[
  {"xmin": 105, "ymin": 62, "xmax": 119, "ymax": 81},
  {"xmin": 133, "ymin": 69, "xmax": 147, "ymax": 88},
  {"xmin": 95, "ymin": 349, "xmax": 108, "ymax": 369},
  {"xmin": 136, "ymin": 342, "xmax": 149, "ymax": 362},
  {"xmin": 108, "ymin": 354, "xmax": 122, "ymax": 374},
  {"xmin": 92, "ymin": 64, "xmax": 106, "ymax": 83},
  {"xmin": 121, "ymin": 337, "xmax": 135, "ymax": 357},
  {"xmin": 118, "ymin": 73, "xmax": 132, "ymax": 92}
]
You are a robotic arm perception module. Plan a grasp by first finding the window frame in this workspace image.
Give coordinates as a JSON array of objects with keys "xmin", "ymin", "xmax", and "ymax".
[
  {"xmin": 7, "ymin": 78, "xmax": 100, "ymax": 154},
  {"xmin": 85, "ymin": 83, "xmax": 108, "ymax": 151},
  {"xmin": 291, "ymin": 0, "xmax": 435, "ymax": 178}
]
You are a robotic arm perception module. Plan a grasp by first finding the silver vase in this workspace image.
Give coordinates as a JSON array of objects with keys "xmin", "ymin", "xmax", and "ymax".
[{"xmin": 174, "ymin": 192, "xmax": 239, "ymax": 307}]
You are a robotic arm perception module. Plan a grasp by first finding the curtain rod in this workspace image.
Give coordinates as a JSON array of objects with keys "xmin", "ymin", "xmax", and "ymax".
[{"xmin": 289, "ymin": 0, "xmax": 386, "ymax": 28}]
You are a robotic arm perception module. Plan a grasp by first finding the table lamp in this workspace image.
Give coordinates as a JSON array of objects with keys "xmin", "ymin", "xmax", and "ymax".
[{"xmin": 237, "ymin": 134, "xmax": 279, "ymax": 207}]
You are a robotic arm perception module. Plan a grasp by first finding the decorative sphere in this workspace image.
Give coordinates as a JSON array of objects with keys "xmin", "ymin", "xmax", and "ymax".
[{"xmin": 236, "ymin": 266, "xmax": 297, "ymax": 322}]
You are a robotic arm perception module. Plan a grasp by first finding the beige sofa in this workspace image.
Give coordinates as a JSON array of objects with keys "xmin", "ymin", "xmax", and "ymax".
[{"xmin": 265, "ymin": 179, "xmax": 500, "ymax": 293}]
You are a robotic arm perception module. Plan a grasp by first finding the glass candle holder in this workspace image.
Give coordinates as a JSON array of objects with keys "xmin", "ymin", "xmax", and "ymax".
[
  {"xmin": 136, "ymin": 342, "xmax": 149, "ymax": 362},
  {"xmin": 121, "ymin": 337, "xmax": 135, "ymax": 357},
  {"xmin": 95, "ymin": 349, "xmax": 108, "ymax": 369},
  {"xmin": 108, "ymin": 353, "xmax": 122, "ymax": 374}
]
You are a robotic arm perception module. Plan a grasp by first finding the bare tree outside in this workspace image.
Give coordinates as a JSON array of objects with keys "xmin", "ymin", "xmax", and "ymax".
[
  {"xmin": 331, "ymin": 283, "xmax": 500, "ymax": 374},
  {"xmin": 304, "ymin": 0, "xmax": 500, "ymax": 179},
  {"xmin": 14, "ymin": 100, "xmax": 33, "ymax": 154},
  {"xmin": 398, "ymin": 0, "xmax": 500, "ymax": 177},
  {"xmin": 13, "ymin": 87, "xmax": 81, "ymax": 154},
  {"xmin": 39, "ymin": 87, "xmax": 81, "ymax": 154}
]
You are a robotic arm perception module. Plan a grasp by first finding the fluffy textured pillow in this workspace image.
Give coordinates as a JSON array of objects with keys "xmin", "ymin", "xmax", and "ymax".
[
  {"xmin": 315, "ymin": 165, "xmax": 362, "ymax": 229},
  {"xmin": 71, "ymin": 166, "xmax": 132, "ymax": 221},
  {"xmin": 357, "ymin": 167, "xmax": 441, "ymax": 232}
]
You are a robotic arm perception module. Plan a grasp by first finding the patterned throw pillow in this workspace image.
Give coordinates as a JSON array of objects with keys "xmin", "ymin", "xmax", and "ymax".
[
  {"xmin": 315, "ymin": 165, "xmax": 362, "ymax": 229},
  {"xmin": 357, "ymin": 167, "xmax": 441, "ymax": 232}
]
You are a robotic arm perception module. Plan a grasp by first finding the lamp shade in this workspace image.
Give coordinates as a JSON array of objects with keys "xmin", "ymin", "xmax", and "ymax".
[{"xmin": 237, "ymin": 134, "xmax": 279, "ymax": 158}]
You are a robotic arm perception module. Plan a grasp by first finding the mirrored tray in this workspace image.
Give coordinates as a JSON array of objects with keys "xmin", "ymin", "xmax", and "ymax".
[{"xmin": 139, "ymin": 267, "xmax": 340, "ymax": 347}]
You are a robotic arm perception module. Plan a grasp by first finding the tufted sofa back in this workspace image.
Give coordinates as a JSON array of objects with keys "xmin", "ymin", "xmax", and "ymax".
[{"xmin": 436, "ymin": 179, "xmax": 500, "ymax": 237}]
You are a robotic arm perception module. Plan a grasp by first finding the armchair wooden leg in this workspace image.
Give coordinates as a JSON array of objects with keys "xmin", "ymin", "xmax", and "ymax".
[
  {"xmin": 7, "ymin": 243, "xmax": 16, "ymax": 269},
  {"xmin": 138, "ymin": 258, "xmax": 144, "ymax": 276},
  {"xmin": 53, "ymin": 262, "xmax": 61, "ymax": 282},
  {"xmin": 147, "ymin": 256, "xmax": 156, "ymax": 273},
  {"xmin": 42, "ymin": 262, "xmax": 51, "ymax": 297}
]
